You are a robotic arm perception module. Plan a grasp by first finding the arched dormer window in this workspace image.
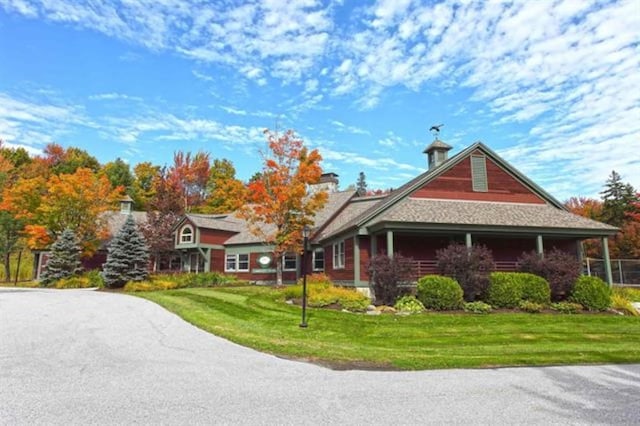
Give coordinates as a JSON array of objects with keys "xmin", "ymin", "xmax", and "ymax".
[{"xmin": 180, "ymin": 225, "xmax": 194, "ymax": 244}]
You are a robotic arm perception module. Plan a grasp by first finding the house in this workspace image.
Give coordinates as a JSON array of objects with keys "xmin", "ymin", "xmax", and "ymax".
[
  {"xmin": 33, "ymin": 196, "xmax": 181, "ymax": 280},
  {"xmin": 173, "ymin": 140, "xmax": 618, "ymax": 288}
]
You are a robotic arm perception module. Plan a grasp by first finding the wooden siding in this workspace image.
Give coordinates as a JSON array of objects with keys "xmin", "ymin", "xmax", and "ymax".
[
  {"xmin": 324, "ymin": 237, "xmax": 355, "ymax": 281},
  {"xmin": 359, "ymin": 235, "xmax": 371, "ymax": 281},
  {"xmin": 412, "ymin": 153, "xmax": 546, "ymax": 204},
  {"xmin": 199, "ymin": 228, "xmax": 237, "ymax": 245}
]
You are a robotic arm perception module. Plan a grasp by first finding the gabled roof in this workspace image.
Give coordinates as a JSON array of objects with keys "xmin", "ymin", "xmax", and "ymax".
[
  {"xmin": 423, "ymin": 139, "xmax": 452, "ymax": 153},
  {"xmin": 316, "ymin": 142, "xmax": 615, "ymax": 242},
  {"xmin": 183, "ymin": 213, "xmax": 246, "ymax": 233}
]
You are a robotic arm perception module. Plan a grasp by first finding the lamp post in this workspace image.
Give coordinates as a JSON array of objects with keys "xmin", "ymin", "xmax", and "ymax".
[{"xmin": 300, "ymin": 224, "xmax": 310, "ymax": 328}]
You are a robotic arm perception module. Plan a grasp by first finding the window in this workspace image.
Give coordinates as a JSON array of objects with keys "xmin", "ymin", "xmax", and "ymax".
[
  {"xmin": 312, "ymin": 249, "xmax": 325, "ymax": 271},
  {"xmin": 471, "ymin": 155, "xmax": 488, "ymax": 192},
  {"xmin": 225, "ymin": 254, "xmax": 249, "ymax": 272},
  {"xmin": 333, "ymin": 240, "xmax": 345, "ymax": 269},
  {"xmin": 282, "ymin": 253, "xmax": 297, "ymax": 271},
  {"xmin": 180, "ymin": 226, "xmax": 193, "ymax": 243}
]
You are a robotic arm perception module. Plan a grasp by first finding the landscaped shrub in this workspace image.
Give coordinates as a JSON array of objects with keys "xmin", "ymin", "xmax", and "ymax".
[
  {"xmin": 519, "ymin": 301, "xmax": 545, "ymax": 313},
  {"xmin": 463, "ymin": 301, "xmax": 493, "ymax": 314},
  {"xmin": 550, "ymin": 302, "xmax": 583, "ymax": 314},
  {"xmin": 54, "ymin": 276, "xmax": 91, "ymax": 289},
  {"xmin": 436, "ymin": 243, "xmax": 495, "ymax": 301},
  {"xmin": 487, "ymin": 272, "xmax": 523, "ymax": 308},
  {"xmin": 307, "ymin": 286, "xmax": 370, "ymax": 312},
  {"xmin": 611, "ymin": 293, "xmax": 639, "ymax": 316},
  {"xmin": 416, "ymin": 275, "xmax": 464, "ymax": 310},
  {"xmin": 367, "ymin": 254, "xmax": 413, "ymax": 305},
  {"xmin": 517, "ymin": 248, "xmax": 581, "ymax": 301},
  {"xmin": 570, "ymin": 276, "xmax": 611, "ymax": 311},
  {"xmin": 297, "ymin": 273, "xmax": 333, "ymax": 287},
  {"xmin": 520, "ymin": 273, "xmax": 551, "ymax": 304},
  {"xmin": 394, "ymin": 295, "xmax": 425, "ymax": 314},
  {"xmin": 614, "ymin": 287, "xmax": 640, "ymax": 303},
  {"xmin": 84, "ymin": 270, "xmax": 105, "ymax": 288},
  {"xmin": 124, "ymin": 279, "xmax": 179, "ymax": 292},
  {"xmin": 179, "ymin": 272, "xmax": 239, "ymax": 287}
]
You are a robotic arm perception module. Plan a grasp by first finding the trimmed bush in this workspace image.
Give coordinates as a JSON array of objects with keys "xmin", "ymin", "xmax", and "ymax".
[
  {"xmin": 307, "ymin": 286, "xmax": 370, "ymax": 312},
  {"xmin": 124, "ymin": 280, "xmax": 179, "ymax": 292},
  {"xmin": 611, "ymin": 294, "xmax": 639, "ymax": 316},
  {"xmin": 394, "ymin": 295, "xmax": 425, "ymax": 314},
  {"xmin": 487, "ymin": 272, "xmax": 523, "ymax": 308},
  {"xmin": 520, "ymin": 273, "xmax": 551, "ymax": 304},
  {"xmin": 416, "ymin": 275, "xmax": 464, "ymax": 310},
  {"xmin": 463, "ymin": 301, "xmax": 493, "ymax": 314},
  {"xmin": 550, "ymin": 302, "xmax": 583, "ymax": 314},
  {"xmin": 297, "ymin": 273, "xmax": 332, "ymax": 287},
  {"xmin": 517, "ymin": 249, "xmax": 581, "ymax": 301},
  {"xmin": 367, "ymin": 254, "xmax": 413, "ymax": 305},
  {"xmin": 570, "ymin": 276, "xmax": 611, "ymax": 311},
  {"xmin": 84, "ymin": 270, "xmax": 105, "ymax": 288},
  {"xmin": 519, "ymin": 301, "xmax": 545, "ymax": 313},
  {"xmin": 436, "ymin": 244, "xmax": 495, "ymax": 301},
  {"xmin": 54, "ymin": 276, "xmax": 91, "ymax": 289},
  {"xmin": 179, "ymin": 272, "xmax": 239, "ymax": 287}
]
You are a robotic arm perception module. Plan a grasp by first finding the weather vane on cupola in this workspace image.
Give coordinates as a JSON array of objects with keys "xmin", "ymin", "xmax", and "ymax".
[{"xmin": 429, "ymin": 124, "xmax": 444, "ymax": 140}]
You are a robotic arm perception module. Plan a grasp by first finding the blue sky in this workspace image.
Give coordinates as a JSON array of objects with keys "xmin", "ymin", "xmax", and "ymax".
[{"xmin": 0, "ymin": 0, "xmax": 638, "ymax": 199}]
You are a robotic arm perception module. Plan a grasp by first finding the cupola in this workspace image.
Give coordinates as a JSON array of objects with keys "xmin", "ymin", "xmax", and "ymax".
[
  {"xmin": 423, "ymin": 139, "xmax": 452, "ymax": 170},
  {"xmin": 119, "ymin": 195, "xmax": 134, "ymax": 215}
]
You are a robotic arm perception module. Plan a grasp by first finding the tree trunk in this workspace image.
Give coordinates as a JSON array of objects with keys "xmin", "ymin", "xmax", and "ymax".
[
  {"xmin": 3, "ymin": 252, "xmax": 10, "ymax": 283},
  {"xmin": 14, "ymin": 250, "xmax": 22, "ymax": 285}
]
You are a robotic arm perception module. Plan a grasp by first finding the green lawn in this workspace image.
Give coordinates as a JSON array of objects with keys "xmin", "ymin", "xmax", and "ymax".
[{"xmin": 138, "ymin": 286, "xmax": 640, "ymax": 370}]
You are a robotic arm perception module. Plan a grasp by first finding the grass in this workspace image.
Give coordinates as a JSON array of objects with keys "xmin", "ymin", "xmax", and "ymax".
[{"xmin": 138, "ymin": 286, "xmax": 640, "ymax": 370}]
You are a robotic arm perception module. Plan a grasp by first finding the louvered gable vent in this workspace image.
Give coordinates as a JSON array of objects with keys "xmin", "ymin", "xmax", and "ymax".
[{"xmin": 471, "ymin": 155, "xmax": 488, "ymax": 192}]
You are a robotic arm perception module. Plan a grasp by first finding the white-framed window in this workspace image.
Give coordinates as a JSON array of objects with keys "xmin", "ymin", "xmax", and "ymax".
[
  {"xmin": 180, "ymin": 225, "xmax": 194, "ymax": 243},
  {"xmin": 312, "ymin": 248, "xmax": 325, "ymax": 271},
  {"xmin": 225, "ymin": 254, "xmax": 249, "ymax": 272},
  {"xmin": 282, "ymin": 253, "xmax": 297, "ymax": 271},
  {"xmin": 333, "ymin": 240, "xmax": 345, "ymax": 269}
]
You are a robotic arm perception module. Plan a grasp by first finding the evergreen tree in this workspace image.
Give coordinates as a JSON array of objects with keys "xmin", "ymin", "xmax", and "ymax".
[
  {"xmin": 600, "ymin": 171, "xmax": 638, "ymax": 227},
  {"xmin": 40, "ymin": 228, "xmax": 82, "ymax": 286},
  {"xmin": 102, "ymin": 215, "xmax": 150, "ymax": 288},
  {"xmin": 356, "ymin": 171, "xmax": 367, "ymax": 196}
]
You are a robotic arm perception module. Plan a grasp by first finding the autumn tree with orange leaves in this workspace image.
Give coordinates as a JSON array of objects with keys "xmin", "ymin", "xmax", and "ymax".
[
  {"xmin": 240, "ymin": 129, "xmax": 327, "ymax": 285},
  {"xmin": 167, "ymin": 151, "xmax": 210, "ymax": 212}
]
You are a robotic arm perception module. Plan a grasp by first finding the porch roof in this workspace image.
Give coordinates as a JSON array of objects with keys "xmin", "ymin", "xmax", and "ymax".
[{"xmin": 368, "ymin": 198, "xmax": 618, "ymax": 235}]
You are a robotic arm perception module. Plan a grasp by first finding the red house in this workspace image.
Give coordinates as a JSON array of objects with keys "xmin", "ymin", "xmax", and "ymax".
[{"xmin": 174, "ymin": 141, "xmax": 617, "ymax": 289}]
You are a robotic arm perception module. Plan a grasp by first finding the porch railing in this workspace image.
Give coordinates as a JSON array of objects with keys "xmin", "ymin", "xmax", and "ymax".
[{"xmin": 407, "ymin": 260, "xmax": 519, "ymax": 280}]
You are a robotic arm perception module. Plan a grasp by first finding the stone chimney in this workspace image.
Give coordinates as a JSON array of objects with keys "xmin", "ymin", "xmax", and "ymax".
[
  {"xmin": 312, "ymin": 172, "xmax": 339, "ymax": 193},
  {"xmin": 423, "ymin": 139, "xmax": 452, "ymax": 170},
  {"xmin": 119, "ymin": 195, "xmax": 134, "ymax": 214}
]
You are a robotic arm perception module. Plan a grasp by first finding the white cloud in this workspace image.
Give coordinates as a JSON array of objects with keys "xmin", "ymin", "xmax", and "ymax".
[
  {"xmin": 0, "ymin": 0, "xmax": 334, "ymax": 83},
  {"xmin": 88, "ymin": 93, "xmax": 142, "ymax": 102}
]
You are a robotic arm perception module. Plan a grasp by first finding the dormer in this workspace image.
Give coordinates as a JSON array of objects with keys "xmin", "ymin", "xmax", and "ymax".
[
  {"xmin": 119, "ymin": 195, "xmax": 134, "ymax": 215},
  {"xmin": 423, "ymin": 139, "xmax": 452, "ymax": 170}
]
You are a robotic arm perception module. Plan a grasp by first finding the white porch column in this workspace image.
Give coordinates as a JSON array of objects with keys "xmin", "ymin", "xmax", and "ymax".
[
  {"xmin": 386, "ymin": 230, "xmax": 394, "ymax": 258},
  {"xmin": 602, "ymin": 237, "xmax": 613, "ymax": 286},
  {"xmin": 536, "ymin": 235, "xmax": 544, "ymax": 258},
  {"xmin": 465, "ymin": 233, "xmax": 472, "ymax": 249}
]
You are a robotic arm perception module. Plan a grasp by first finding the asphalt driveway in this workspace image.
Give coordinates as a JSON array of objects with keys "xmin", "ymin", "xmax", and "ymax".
[{"xmin": 1, "ymin": 287, "xmax": 639, "ymax": 425}]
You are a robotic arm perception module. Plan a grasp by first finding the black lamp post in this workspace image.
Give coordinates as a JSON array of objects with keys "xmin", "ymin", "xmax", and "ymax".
[{"xmin": 300, "ymin": 224, "xmax": 310, "ymax": 328}]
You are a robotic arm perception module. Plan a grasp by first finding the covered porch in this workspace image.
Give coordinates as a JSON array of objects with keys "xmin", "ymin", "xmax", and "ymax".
[{"xmin": 368, "ymin": 228, "xmax": 614, "ymax": 284}]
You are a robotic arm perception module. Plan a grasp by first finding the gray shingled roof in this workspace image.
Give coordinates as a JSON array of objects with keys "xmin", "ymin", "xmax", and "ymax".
[
  {"xmin": 316, "ymin": 197, "xmax": 384, "ymax": 240},
  {"xmin": 221, "ymin": 191, "xmax": 355, "ymax": 246},
  {"xmin": 371, "ymin": 198, "xmax": 617, "ymax": 233},
  {"xmin": 423, "ymin": 139, "xmax": 452, "ymax": 153},
  {"xmin": 98, "ymin": 211, "xmax": 148, "ymax": 249},
  {"xmin": 185, "ymin": 213, "xmax": 246, "ymax": 233}
]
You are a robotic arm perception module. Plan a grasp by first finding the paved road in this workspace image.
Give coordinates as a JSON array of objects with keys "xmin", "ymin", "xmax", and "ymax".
[{"xmin": 1, "ymin": 288, "xmax": 639, "ymax": 425}]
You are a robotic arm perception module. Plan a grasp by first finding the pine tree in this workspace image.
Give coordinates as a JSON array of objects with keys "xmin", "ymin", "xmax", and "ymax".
[
  {"xmin": 600, "ymin": 171, "xmax": 638, "ymax": 227},
  {"xmin": 102, "ymin": 215, "xmax": 150, "ymax": 288},
  {"xmin": 356, "ymin": 171, "xmax": 367, "ymax": 196},
  {"xmin": 40, "ymin": 228, "xmax": 82, "ymax": 286}
]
